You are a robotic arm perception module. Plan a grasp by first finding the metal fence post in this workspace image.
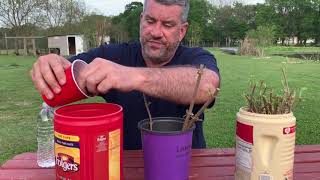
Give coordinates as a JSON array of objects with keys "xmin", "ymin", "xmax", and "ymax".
[{"xmin": 5, "ymin": 33, "xmax": 8, "ymax": 55}]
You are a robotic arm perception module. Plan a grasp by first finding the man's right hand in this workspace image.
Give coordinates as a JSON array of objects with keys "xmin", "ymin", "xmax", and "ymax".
[{"xmin": 30, "ymin": 54, "xmax": 71, "ymax": 100}]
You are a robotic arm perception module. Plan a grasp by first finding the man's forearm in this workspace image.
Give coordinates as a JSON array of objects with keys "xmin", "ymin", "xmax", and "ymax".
[{"xmin": 135, "ymin": 66, "xmax": 220, "ymax": 105}]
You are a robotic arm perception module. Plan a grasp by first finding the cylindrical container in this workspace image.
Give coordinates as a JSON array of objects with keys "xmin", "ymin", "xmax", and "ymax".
[
  {"xmin": 43, "ymin": 60, "xmax": 90, "ymax": 108},
  {"xmin": 54, "ymin": 103, "xmax": 123, "ymax": 180},
  {"xmin": 235, "ymin": 107, "xmax": 296, "ymax": 180},
  {"xmin": 37, "ymin": 102, "xmax": 55, "ymax": 167},
  {"xmin": 138, "ymin": 117, "xmax": 195, "ymax": 180}
]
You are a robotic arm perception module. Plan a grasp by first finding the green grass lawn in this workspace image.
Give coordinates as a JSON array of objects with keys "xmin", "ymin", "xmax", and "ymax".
[
  {"xmin": 264, "ymin": 46, "xmax": 320, "ymax": 55},
  {"xmin": 204, "ymin": 49, "xmax": 320, "ymax": 148},
  {"xmin": 0, "ymin": 49, "xmax": 320, "ymax": 165}
]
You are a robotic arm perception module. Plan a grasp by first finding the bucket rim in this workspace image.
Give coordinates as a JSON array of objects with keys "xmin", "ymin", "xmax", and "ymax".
[
  {"xmin": 138, "ymin": 117, "xmax": 196, "ymax": 135},
  {"xmin": 71, "ymin": 59, "xmax": 90, "ymax": 97},
  {"xmin": 239, "ymin": 107, "xmax": 294, "ymax": 117},
  {"xmin": 54, "ymin": 103, "xmax": 123, "ymax": 120}
]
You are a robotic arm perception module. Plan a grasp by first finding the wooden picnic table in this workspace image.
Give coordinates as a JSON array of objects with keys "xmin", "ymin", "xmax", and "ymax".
[{"xmin": 1, "ymin": 145, "xmax": 320, "ymax": 180}]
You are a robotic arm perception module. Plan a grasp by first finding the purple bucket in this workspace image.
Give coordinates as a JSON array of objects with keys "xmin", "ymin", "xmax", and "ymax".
[{"xmin": 138, "ymin": 117, "xmax": 195, "ymax": 180}]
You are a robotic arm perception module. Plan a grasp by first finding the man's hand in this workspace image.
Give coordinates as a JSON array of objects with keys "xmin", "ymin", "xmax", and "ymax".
[
  {"xmin": 30, "ymin": 54, "xmax": 71, "ymax": 99},
  {"xmin": 77, "ymin": 58, "xmax": 143, "ymax": 95}
]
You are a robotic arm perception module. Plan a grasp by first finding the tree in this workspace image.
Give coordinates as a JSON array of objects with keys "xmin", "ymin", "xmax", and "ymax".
[
  {"xmin": 0, "ymin": 0, "xmax": 44, "ymax": 34},
  {"xmin": 187, "ymin": 21, "xmax": 202, "ymax": 47},
  {"xmin": 256, "ymin": 3, "xmax": 284, "ymax": 43},
  {"xmin": 64, "ymin": 0, "xmax": 86, "ymax": 24},
  {"xmin": 310, "ymin": 0, "xmax": 320, "ymax": 45},
  {"xmin": 258, "ymin": 0, "xmax": 319, "ymax": 45},
  {"xmin": 247, "ymin": 25, "xmax": 276, "ymax": 47},
  {"xmin": 240, "ymin": 25, "xmax": 276, "ymax": 56},
  {"xmin": 111, "ymin": 1, "xmax": 143, "ymax": 42},
  {"xmin": 74, "ymin": 14, "xmax": 112, "ymax": 48},
  {"xmin": 41, "ymin": 0, "xmax": 86, "ymax": 28},
  {"xmin": 185, "ymin": 0, "xmax": 212, "ymax": 46},
  {"xmin": 124, "ymin": 2, "xmax": 143, "ymax": 41}
]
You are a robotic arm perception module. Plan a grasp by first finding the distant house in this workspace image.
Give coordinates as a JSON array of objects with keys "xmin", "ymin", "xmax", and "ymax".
[
  {"xmin": 47, "ymin": 34, "xmax": 85, "ymax": 56},
  {"xmin": 277, "ymin": 37, "xmax": 315, "ymax": 45}
]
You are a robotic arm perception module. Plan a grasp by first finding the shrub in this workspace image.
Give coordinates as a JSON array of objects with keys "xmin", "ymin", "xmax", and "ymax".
[
  {"xmin": 239, "ymin": 25, "xmax": 276, "ymax": 57},
  {"xmin": 244, "ymin": 68, "xmax": 302, "ymax": 114}
]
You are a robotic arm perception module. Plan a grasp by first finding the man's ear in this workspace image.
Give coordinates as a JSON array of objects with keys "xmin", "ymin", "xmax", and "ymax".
[
  {"xmin": 140, "ymin": 12, "xmax": 143, "ymax": 21},
  {"xmin": 179, "ymin": 22, "xmax": 189, "ymax": 41}
]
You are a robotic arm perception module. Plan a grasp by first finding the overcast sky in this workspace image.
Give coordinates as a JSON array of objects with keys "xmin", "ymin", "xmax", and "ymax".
[{"xmin": 84, "ymin": 0, "xmax": 265, "ymax": 16}]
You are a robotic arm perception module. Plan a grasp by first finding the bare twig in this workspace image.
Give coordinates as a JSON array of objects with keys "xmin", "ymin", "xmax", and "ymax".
[
  {"xmin": 244, "ymin": 67, "xmax": 299, "ymax": 114},
  {"xmin": 185, "ymin": 88, "xmax": 220, "ymax": 130},
  {"xmin": 183, "ymin": 64, "xmax": 205, "ymax": 130},
  {"xmin": 143, "ymin": 93, "xmax": 153, "ymax": 130}
]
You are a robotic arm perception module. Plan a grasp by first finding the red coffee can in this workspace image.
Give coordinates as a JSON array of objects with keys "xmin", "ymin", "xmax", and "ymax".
[{"xmin": 54, "ymin": 103, "xmax": 123, "ymax": 180}]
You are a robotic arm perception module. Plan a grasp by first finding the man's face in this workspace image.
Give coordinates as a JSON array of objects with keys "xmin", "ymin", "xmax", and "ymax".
[{"xmin": 140, "ymin": 0, "xmax": 188, "ymax": 65}]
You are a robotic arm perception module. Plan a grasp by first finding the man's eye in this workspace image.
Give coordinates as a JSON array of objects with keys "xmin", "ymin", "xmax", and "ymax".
[
  {"xmin": 146, "ymin": 19, "xmax": 155, "ymax": 24},
  {"xmin": 164, "ymin": 23, "xmax": 174, "ymax": 28}
]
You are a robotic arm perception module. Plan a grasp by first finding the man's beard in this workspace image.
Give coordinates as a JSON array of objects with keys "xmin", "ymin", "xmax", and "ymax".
[{"xmin": 141, "ymin": 37, "xmax": 180, "ymax": 65}]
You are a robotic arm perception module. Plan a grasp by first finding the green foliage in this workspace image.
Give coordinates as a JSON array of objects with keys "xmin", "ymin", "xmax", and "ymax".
[
  {"xmin": 239, "ymin": 25, "xmax": 276, "ymax": 56},
  {"xmin": 258, "ymin": 0, "xmax": 320, "ymax": 45},
  {"xmin": 246, "ymin": 26, "xmax": 276, "ymax": 47},
  {"xmin": 111, "ymin": 2, "xmax": 143, "ymax": 42},
  {"xmin": 186, "ymin": 21, "xmax": 203, "ymax": 47},
  {"xmin": 79, "ymin": 14, "xmax": 112, "ymax": 48},
  {"xmin": 185, "ymin": 0, "xmax": 212, "ymax": 46}
]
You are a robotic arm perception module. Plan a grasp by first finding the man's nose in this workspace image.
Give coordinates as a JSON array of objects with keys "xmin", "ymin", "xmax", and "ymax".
[{"xmin": 150, "ymin": 23, "xmax": 163, "ymax": 38}]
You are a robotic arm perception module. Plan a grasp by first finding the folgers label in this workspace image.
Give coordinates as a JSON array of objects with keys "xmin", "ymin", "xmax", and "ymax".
[
  {"xmin": 56, "ymin": 153, "xmax": 79, "ymax": 172},
  {"xmin": 55, "ymin": 132, "xmax": 81, "ymax": 179}
]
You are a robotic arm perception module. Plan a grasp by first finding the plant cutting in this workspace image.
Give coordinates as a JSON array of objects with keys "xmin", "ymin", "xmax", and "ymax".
[
  {"xmin": 235, "ymin": 68, "xmax": 301, "ymax": 180},
  {"xmin": 138, "ymin": 65, "xmax": 220, "ymax": 180}
]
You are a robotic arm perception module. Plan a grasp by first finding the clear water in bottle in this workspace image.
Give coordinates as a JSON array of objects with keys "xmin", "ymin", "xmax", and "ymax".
[{"xmin": 37, "ymin": 102, "xmax": 55, "ymax": 167}]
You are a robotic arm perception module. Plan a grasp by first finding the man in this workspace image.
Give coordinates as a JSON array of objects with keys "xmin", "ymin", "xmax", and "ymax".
[{"xmin": 30, "ymin": 0, "xmax": 220, "ymax": 150}]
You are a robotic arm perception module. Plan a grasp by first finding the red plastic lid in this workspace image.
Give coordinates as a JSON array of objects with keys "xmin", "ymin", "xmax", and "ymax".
[{"xmin": 54, "ymin": 103, "xmax": 123, "ymax": 126}]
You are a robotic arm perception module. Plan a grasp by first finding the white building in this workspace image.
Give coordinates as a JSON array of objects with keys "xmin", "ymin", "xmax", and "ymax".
[
  {"xmin": 48, "ymin": 34, "xmax": 85, "ymax": 56},
  {"xmin": 277, "ymin": 37, "xmax": 315, "ymax": 45}
]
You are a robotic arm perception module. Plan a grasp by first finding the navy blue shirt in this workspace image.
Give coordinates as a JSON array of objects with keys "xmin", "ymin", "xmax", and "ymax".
[{"xmin": 69, "ymin": 42, "xmax": 219, "ymax": 150}]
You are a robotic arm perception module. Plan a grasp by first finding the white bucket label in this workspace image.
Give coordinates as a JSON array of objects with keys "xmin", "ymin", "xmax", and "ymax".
[
  {"xmin": 236, "ymin": 137, "xmax": 253, "ymax": 172},
  {"xmin": 260, "ymin": 174, "xmax": 273, "ymax": 180},
  {"xmin": 236, "ymin": 121, "xmax": 253, "ymax": 172}
]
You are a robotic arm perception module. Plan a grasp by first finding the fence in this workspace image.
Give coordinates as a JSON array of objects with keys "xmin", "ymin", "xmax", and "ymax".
[{"xmin": 0, "ymin": 34, "xmax": 48, "ymax": 56}]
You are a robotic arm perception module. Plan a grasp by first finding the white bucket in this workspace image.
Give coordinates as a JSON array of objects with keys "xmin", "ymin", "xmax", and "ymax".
[{"xmin": 235, "ymin": 107, "xmax": 296, "ymax": 180}]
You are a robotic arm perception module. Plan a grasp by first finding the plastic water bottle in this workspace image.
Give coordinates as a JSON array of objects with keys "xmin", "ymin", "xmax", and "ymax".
[{"xmin": 37, "ymin": 102, "xmax": 55, "ymax": 167}]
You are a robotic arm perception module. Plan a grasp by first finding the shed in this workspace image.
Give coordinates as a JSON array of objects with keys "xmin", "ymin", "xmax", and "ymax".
[{"xmin": 48, "ymin": 34, "xmax": 85, "ymax": 56}]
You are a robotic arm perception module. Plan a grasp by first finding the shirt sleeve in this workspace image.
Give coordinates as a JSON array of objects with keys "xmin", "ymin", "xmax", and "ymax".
[
  {"xmin": 186, "ymin": 48, "xmax": 220, "ymax": 109},
  {"xmin": 189, "ymin": 48, "xmax": 220, "ymax": 79}
]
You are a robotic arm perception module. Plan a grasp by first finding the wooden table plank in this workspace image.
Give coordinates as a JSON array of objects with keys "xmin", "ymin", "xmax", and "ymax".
[
  {"xmin": 7, "ymin": 145, "xmax": 320, "ymax": 160},
  {"xmin": 1, "ymin": 168, "xmax": 319, "ymax": 180},
  {"xmin": 0, "ymin": 169, "xmax": 55, "ymax": 180},
  {"xmin": 3, "ymin": 151, "xmax": 320, "ymax": 169},
  {"xmin": 294, "ymin": 162, "xmax": 320, "ymax": 173},
  {"xmin": 1, "ymin": 145, "xmax": 320, "ymax": 180}
]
